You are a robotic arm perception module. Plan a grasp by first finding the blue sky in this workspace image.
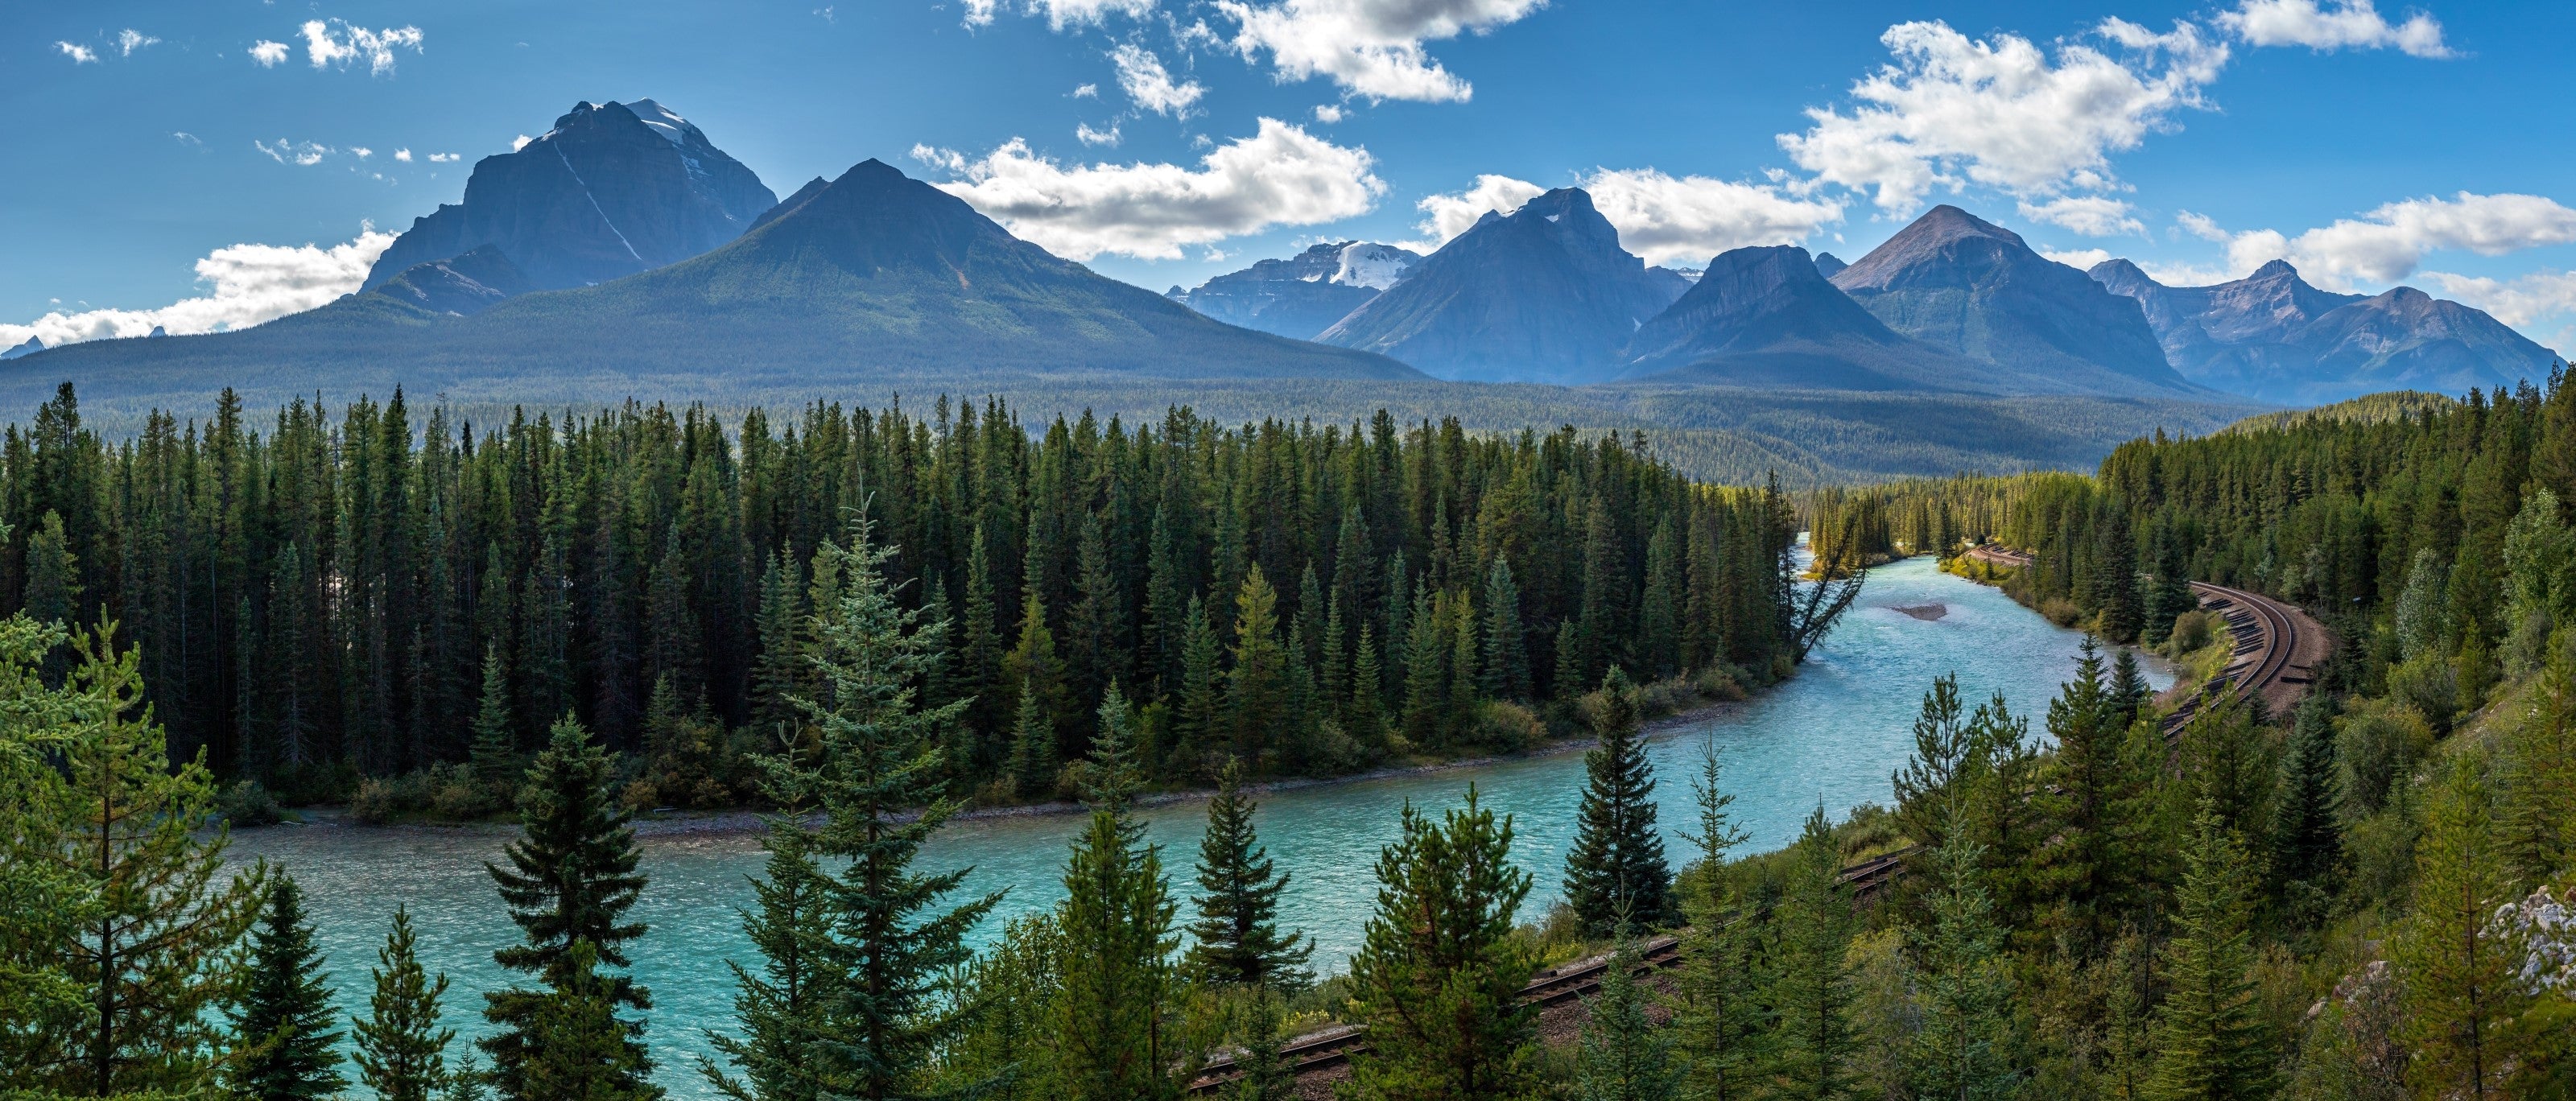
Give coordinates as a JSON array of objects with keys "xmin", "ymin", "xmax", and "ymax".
[{"xmin": 8, "ymin": 0, "xmax": 2576, "ymax": 352}]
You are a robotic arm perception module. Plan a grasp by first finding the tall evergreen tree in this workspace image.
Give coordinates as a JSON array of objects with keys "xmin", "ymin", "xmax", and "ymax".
[
  {"xmin": 520, "ymin": 940, "xmax": 661, "ymax": 1101},
  {"xmin": 469, "ymin": 642, "xmax": 521, "ymax": 798},
  {"xmin": 2107, "ymin": 648, "xmax": 2150, "ymax": 721},
  {"xmin": 2392, "ymin": 758, "xmax": 2533, "ymax": 1101},
  {"xmin": 1228, "ymin": 992, "xmax": 1295, "ymax": 1101},
  {"xmin": 481, "ymin": 716, "xmax": 653, "ymax": 1101},
  {"xmin": 1344, "ymin": 786, "xmax": 1541, "ymax": 1101},
  {"xmin": 1173, "ymin": 596, "xmax": 1222, "ymax": 776},
  {"xmin": 2147, "ymin": 800, "xmax": 2273, "ymax": 1101},
  {"xmin": 1006, "ymin": 682, "xmax": 1058, "ymax": 799},
  {"xmin": 1480, "ymin": 556, "xmax": 1530, "ymax": 701},
  {"xmin": 788, "ymin": 516, "xmax": 1003, "ymax": 1101},
  {"xmin": 1767, "ymin": 805, "xmax": 1857, "ymax": 1100},
  {"xmin": 1908, "ymin": 805, "xmax": 2017, "ymax": 1101},
  {"xmin": 355, "ymin": 905, "xmax": 456, "ymax": 1101},
  {"xmin": 1675, "ymin": 736, "xmax": 1759, "ymax": 1101},
  {"xmin": 228, "ymin": 874, "xmax": 347, "ymax": 1101},
  {"xmin": 2041, "ymin": 637, "xmax": 2148, "ymax": 954},
  {"xmin": 1183, "ymin": 758, "xmax": 1314, "ymax": 990},
  {"xmin": 2267, "ymin": 695, "xmax": 2343, "ymax": 900},
  {"xmin": 1576, "ymin": 933, "xmax": 1681, "ymax": 1101},
  {"xmin": 1563, "ymin": 667, "xmax": 1672, "ymax": 935},
  {"xmin": 702, "ymin": 819, "xmax": 836, "ymax": 1101},
  {"xmin": 1347, "ymin": 624, "xmax": 1387, "ymax": 748},
  {"xmin": 1226, "ymin": 569, "xmax": 1292, "ymax": 761},
  {"xmin": 1051, "ymin": 687, "xmax": 1184, "ymax": 1101}
]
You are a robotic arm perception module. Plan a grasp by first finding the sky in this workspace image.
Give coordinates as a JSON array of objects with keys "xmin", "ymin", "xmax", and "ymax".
[{"xmin": 8, "ymin": 0, "xmax": 2576, "ymax": 353}]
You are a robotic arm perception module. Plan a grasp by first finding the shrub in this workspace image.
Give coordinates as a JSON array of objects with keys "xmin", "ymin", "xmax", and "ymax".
[
  {"xmin": 1691, "ymin": 663, "xmax": 1749, "ymax": 702},
  {"xmin": 2337, "ymin": 699, "xmax": 2436, "ymax": 815},
  {"xmin": 2039, "ymin": 596, "xmax": 2083, "ymax": 628},
  {"xmin": 2384, "ymin": 652, "xmax": 2459, "ymax": 732},
  {"xmin": 1468, "ymin": 700, "xmax": 1546, "ymax": 753},
  {"xmin": 2165, "ymin": 609, "xmax": 2215, "ymax": 655},
  {"xmin": 1632, "ymin": 676, "xmax": 1703, "ymax": 720},
  {"xmin": 217, "ymin": 779, "xmax": 286, "ymax": 827}
]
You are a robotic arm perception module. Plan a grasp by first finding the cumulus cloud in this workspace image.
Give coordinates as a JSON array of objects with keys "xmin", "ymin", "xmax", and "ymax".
[
  {"xmin": 117, "ymin": 30, "xmax": 159, "ymax": 56},
  {"xmin": 2417, "ymin": 270, "xmax": 2576, "ymax": 330},
  {"xmin": 2218, "ymin": 0, "xmax": 2449, "ymax": 57},
  {"xmin": 2019, "ymin": 196, "xmax": 2146, "ymax": 237},
  {"xmin": 511, "ymin": 135, "xmax": 534, "ymax": 151},
  {"xmin": 394, "ymin": 148, "xmax": 413, "ymax": 162},
  {"xmin": 965, "ymin": 0, "xmax": 1154, "ymax": 29},
  {"xmin": 351, "ymin": 146, "xmax": 374, "ymax": 159},
  {"xmin": 427, "ymin": 151, "xmax": 460, "ymax": 163},
  {"xmin": 2041, "ymin": 247, "xmax": 2117, "ymax": 270},
  {"xmin": 1313, "ymin": 103, "xmax": 1345, "ymax": 123},
  {"xmin": 1216, "ymin": 0, "xmax": 1546, "ymax": 103},
  {"xmin": 300, "ymin": 19, "xmax": 425, "ymax": 75},
  {"xmin": 56, "ymin": 42, "xmax": 97, "ymax": 64},
  {"xmin": 1074, "ymin": 83, "xmax": 1099, "ymax": 98},
  {"xmin": 918, "ymin": 118, "xmax": 1383, "ymax": 259},
  {"xmin": 1780, "ymin": 19, "xmax": 2227, "ymax": 212},
  {"xmin": 254, "ymin": 139, "xmax": 332, "ymax": 166},
  {"xmin": 1076, "ymin": 122, "xmax": 1121, "ymax": 146},
  {"xmin": 1112, "ymin": 43, "xmax": 1204, "ymax": 117},
  {"xmin": 1406, "ymin": 170, "xmax": 1843, "ymax": 263},
  {"xmin": 2187, "ymin": 192, "xmax": 2576, "ymax": 288},
  {"xmin": 0, "ymin": 228, "xmax": 395, "ymax": 349},
  {"xmin": 249, "ymin": 39, "xmax": 290, "ymax": 66}
]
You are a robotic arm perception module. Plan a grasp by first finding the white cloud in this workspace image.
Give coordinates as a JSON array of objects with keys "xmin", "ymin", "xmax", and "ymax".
[
  {"xmin": 1780, "ymin": 19, "xmax": 2227, "ymax": 212},
  {"xmin": 2019, "ymin": 196, "xmax": 2145, "ymax": 237},
  {"xmin": 394, "ymin": 148, "xmax": 413, "ymax": 162},
  {"xmin": 56, "ymin": 42, "xmax": 97, "ymax": 64},
  {"xmin": 2041, "ymin": 247, "xmax": 2117, "ymax": 270},
  {"xmin": 1074, "ymin": 83, "xmax": 1099, "ymax": 98},
  {"xmin": 1409, "ymin": 174, "xmax": 1547, "ymax": 248},
  {"xmin": 1406, "ymin": 170, "xmax": 1843, "ymax": 263},
  {"xmin": 1216, "ymin": 0, "xmax": 1546, "ymax": 103},
  {"xmin": 2190, "ymin": 192, "xmax": 2576, "ymax": 288},
  {"xmin": 1579, "ymin": 169, "xmax": 1845, "ymax": 266},
  {"xmin": 1076, "ymin": 122, "xmax": 1121, "ymax": 146},
  {"xmin": 2417, "ymin": 270, "xmax": 2576, "ymax": 330},
  {"xmin": 249, "ymin": 39, "xmax": 290, "ymax": 66},
  {"xmin": 117, "ymin": 29, "xmax": 159, "ymax": 56},
  {"xmin": 254, "ymin": 139, "xmax": 332, "ymax": 166},
  {"xmin": 172, "ymin": 131, "xmax": 203, "ymax": 146},
  {"xmin": 0, "ymin": 228, "xmax": 396, "ymax": 349},
  {"xmin": 1313, "ymin": 103, "xmax": 1345, "ymax": 123},
  {"xmin": 2217, "ymin": 0, "xmax": 2449, "ymax": 57},
  {"xmin": 351, "ymin": 146, "xmax": 374, "ymax": 159},
  {"xmin": 511, "ymin": 134, "xmax": 534, "ymax": 151},
  {"xmin": 961, "ymin": 0, "xmax": 1000, "ymax": 26},
  {"xmin": 919, "ymin": 118, "xmax": 1383, "ymax": 260},
  {"xmin": 1112, "ymin": 43, "xmax": 1204, "ymax": 118},
  {"xmin": 2176, "ymin": 210, "xmax": 2230, "ymax": 241},
  {"xmin": 427, "ymin": 152, "xmax": 460, "ymax": 163},
  {"xmin": 300, "ymin": 19, "xmax": 424, "ymax": 76}
]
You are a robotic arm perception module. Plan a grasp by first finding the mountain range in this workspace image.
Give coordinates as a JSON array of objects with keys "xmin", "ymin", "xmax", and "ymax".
[{"xmin": 1163, "ymin": 241, "xmax": 1420, "ymax": 339}]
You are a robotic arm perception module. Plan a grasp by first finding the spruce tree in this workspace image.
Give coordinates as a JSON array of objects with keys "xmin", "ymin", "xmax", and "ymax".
[
  {"xmin": 469, "ymin": 642, "xmax": 521, "ymax": 801},
  {"xmin": 1228, "ymin": 569, "xmax": 1292, "ymax": 761},
  {"xmin": 1575, "ymin": 933, "xmax": 1681, "ymax": 1101},
  {"xmin": 1563, "ymin": 667, "xmax": 1672, "ymax": 936},
  {"xmin": 1347, "ymin": 624, "xmax": 1387, "ymax": 748},
  {"xmin": 0, "ymin": 616, "xmax": 86, "ymax": 1085},
  {"xmin": 702, "ymin": 820, "xmax": 837, "ymax": 1101},
  {"xmin": 229, "ymin": 873, "xmax": 347, "ymax": 1101},
  {"xmin": 1402, "ymin": 588, "xmax": 1447, "ymax": 748},
  {"xmin": 2147, "ymin": 799, "xmax": 2273, "ymax": 1101},
  {"xmin": 2041, "ymin": 637, "xmax": 2146, "ymax": 954},
  {"xmin": 1891, "ymin": 673, "xmax": 1972, "ymax": 857},
  {"xmin": 1007, "ymin": 682, "xmax": 1057, "ymax": 798},
  {"xmin": 1174, "ymin": 596, "xmax": 1222, "ymax": 774},
  {"xmin": 1676, "ymin": 736, "xmax": 1758, "ymax": 1101},
  {"xmin": 1344, "ymin": 786, "xmax": 1541, "ymax": 1101},
  {"xmin": 2268, "ymin": 695, "xmax": 2343, "ymax": 898},
  {"xmin": 2392, "ymin": 758, "xmax": 2533, "ymax": 1100},
  {"xmin": 521, "ymin": 940, "xmax": 661, "ymax": 1101},
  {"xmin": 1183, "ymin": 758, "xmax": 1315, "ymax": 989},
  {"xmin": 751, "ymin": 550, "xmax": 806, "ymax": 736},
  {"xmin": 1767, "ymin": 805, "xmax": 1857, "ymax": 1100},
  {"xmin": 1480, "ymin": 556, "xmax": 1530, "ymax": 701},
  {"xmin": 1229, "ymin": 992, "xmax": 1295, "ymax": 1101},
  {"xmin": 481, "ymin": 715, "xmax": 653, "ymax": 1101},
  {"xmin": 1909, "ymin": 805, "xmax": 2016, "ymax": 1101},
  {"xmin": 2108, "ymin": 648, "xmax": 2150, "ymax": 721},
  {"xmin": 1051, "ymin": 687, "xmax": 1184, "ymax": 1101},
  {"xmin": 790, "ymin": 517, "xmax": 1004, "ymax": 1101},
  {"xmin": 355, "ymin": 905, "xmax": 456, "ymax": 1101}
]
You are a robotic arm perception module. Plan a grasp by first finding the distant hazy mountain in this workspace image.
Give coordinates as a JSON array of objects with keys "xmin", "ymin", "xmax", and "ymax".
[
  {"xmin": 1167, "ymin": 241, "xmax": 1420, "ymax": 339},
  {"xmin": 0, "ymin": 336, "xmax": 40, "ymax": 361},
  {"xmin": 369, "ymin": 245, "xmax": 533, "ymax": 317},
  {"xmin": 12, "ymin": 159, "xmax": 1413, "ymax": 403},
  {"xmin": 2091, "ymin": 258, "xmax": 2561, "ymax": 404},
  {"xmin": 361, "ymin": 100, "xmax": 777, "ymax": 294},
  {"xmin": 1317, "ymin": 188, "xmax": 1689, "ymax": 384},
  {"xmin": 1830, "ymin": 206, "xmax": 2199, "ymax": 398},
  {"xmin": 1813, "ymin": 253, "xmax": 1848, "ymax": 279},
  {"xmin": 1620, "ymin": 245, "xmax": 1981, "ymax": 390}
]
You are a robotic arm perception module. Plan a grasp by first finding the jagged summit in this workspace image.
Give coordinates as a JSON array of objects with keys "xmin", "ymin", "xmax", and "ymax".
[
  {"xmin": 1620, "ymin": 245, "xmax": 1978, "ymax": 390},
  {"xmin": 1167, "ymin": 241, "xmax": 1421, "ymax": 339}
]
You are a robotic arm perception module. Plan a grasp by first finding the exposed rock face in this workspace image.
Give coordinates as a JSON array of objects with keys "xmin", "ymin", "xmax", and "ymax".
[
  {"xmin": 2090, "ymin": 258, "xmax": 2561, "ymax": 403},
  {"xmin": 361, "ymin": 100, "xmax": 776, "ymax": 294},
  {"xmin": 1620, "ymin": 245, "xmax": 1979, "ymax": 390},
  {"xmin": 1317, "ymin": 188, "xmax": 1690, "ymax": 383},
  {"xmin": 1168, "ymin": 241, "xmax": 1421, "ymax": 339},
  {"xmin": 1813, "ymin": 252, "xmax": 1848, "ymax": 279},
  {"xmin": 369, "ymin": 245, "xmax": 533, "ymax": 316},
  {"xmin": 1830, "ymin": 205, "xmax": 2197, "ymax": 398}
]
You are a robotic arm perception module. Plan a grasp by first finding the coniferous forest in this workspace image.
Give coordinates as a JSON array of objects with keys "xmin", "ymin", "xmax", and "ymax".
[{"xmin": 0, "ymin": 382, "xmax": 1824, "ymax": 814}]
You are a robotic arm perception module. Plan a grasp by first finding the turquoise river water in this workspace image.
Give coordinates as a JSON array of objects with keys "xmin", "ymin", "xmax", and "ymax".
[{"xmin": 223, "ymin": 555, "xmax": 2165, "ymax": 1094}]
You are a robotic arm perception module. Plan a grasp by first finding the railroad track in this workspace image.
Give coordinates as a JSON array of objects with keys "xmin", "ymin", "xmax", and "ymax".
[
  {"xmin": 2158, "ymin": 579, "xmax": 2308, "ymax": 738},
  {"xmin": 1187, "ymin": 846, "xmax": 1917, "ymax": 1094}
]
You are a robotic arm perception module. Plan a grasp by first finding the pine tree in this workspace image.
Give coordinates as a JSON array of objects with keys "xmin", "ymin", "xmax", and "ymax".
[
  {"xmin": 1675, "ymin": 736, "xmax": 1758, "ymax": 1101},
  {"xmin": 1637, "ymin": 518, "xmax": 1684, "ymax": 681},
  {"xmin": 2041, "ymin": 637, "xmax": 2146, "ymax": 954},
  {"xmin": 24, "ymin": 509, "xmax": 80, "ymax": 627},
  {"xmin": 1403, "ymin": 587, "xmax": 1447, "ymax": 748},
  {"xmin": 1229, "ymin": 992, "xmax": 1294, "ymax": 1101},
  {"xmin": 1480, "ymin": 556, "xmax": 1530, "ymax": 701},
  {"xmin": 481, "ymin": 715, "xmax": 653, "ymax": 1101},
  {"xmin": 1347, "ymin": 624, "xmax": 1386, "ymax": 748},
  {"xmin": 1183, "ymin": 758, "xmax": 1315, "ymax": 990},
  {"xmin": 1004, "ymin": 592, "xmax": 1067, "ymax": 760},
  {"xmin": 229, "ymin": 873, "xmax": 347, "ymax": 1101},
  {"xmin": 2392, "ymin": 758, "xmax": 2533, "ymax": 1101},
  {"xmin": 1892, "ymin": 673, "xmax": 1974, "ymax": 858},
  {"xmin": 0, "ymin": 616, "xmax": 87, "ymax": 1084},
  {"xmin": 790, "ymin": 516, "xmax": 1005, "ymax": 1101},
  {"xmin": 521, "ymin": 940, "xmax": 662, "ymax": 1101},
  {"xmin": 469, "ymin": 642, "xmax": 521, "ymax": 801},
  {"xmin": 2267, "ymin": 695, "xmax": 2343, "ymax": 899},
  {"xmin": 751, "ymin": 550, "xmax": 806, "ymax": 736},
  {"xmin": 1173, "ymin": 596, "xmax": 1222, "ymax": 776},
  {"xmin": 2147, "ymin": 799, "xmax": 2273, "ymax": 1101},
  {"xmin": 2108, "ymin": 648, "xmax": 2150, "ymax": 721},
  {"xmin": 1227, "ymin": 569, "xmax": 1293, "ymax": 761},
  {"xmin": 1007, "ymin": 682, "xmax": 1058, "ymax": 798},
  {"xmin": 1563, "ymin": 667, "xmax": 1672, "ymax": 936},
  {"xmin": 1576, "ymin": 933, "xmax": 1680, "ymax": 1101},
  {"xmin": 355, "ymin": 905, "xmax": 456, "ymax": 1101},
  {"xmin": 1909, "ymin": 804, "xmax": 2016, "ymax": 1101},
  {"xmin": 1767, "ymin": 805, "xmax": 1857, "ymax": 1100},
  {"xmin": 38, "ymin": 625, "xmax": 265, "ymax": 1097},
  {"xmin": 702, "ymin": 819, "xmax": 836, "ymax": 1101},
  {"xmin": 1051, "ymin": 687, "xmax": 1184, "ymax": 1101},
  {"xmin": 1344, "ymin": 786, "xmax": 1542, "ymax": 1101}
]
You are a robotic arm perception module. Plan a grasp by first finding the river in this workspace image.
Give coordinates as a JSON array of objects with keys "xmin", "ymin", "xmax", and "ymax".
[{"xmin": 224, "ymin": 555, "xmax": 2164, "ymax": 1092}]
